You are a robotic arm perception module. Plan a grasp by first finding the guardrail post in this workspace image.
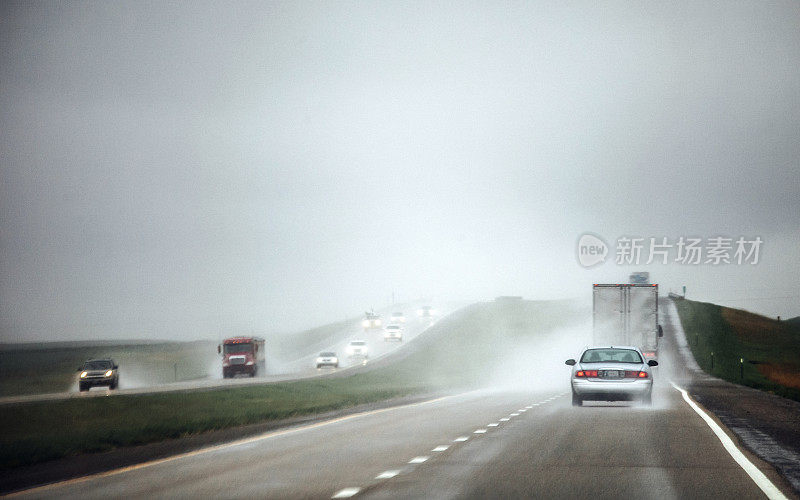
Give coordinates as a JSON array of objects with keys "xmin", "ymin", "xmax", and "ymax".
[
  {"xmin": 740, "ymin": 358, "xmax": 744, "ymax": 379},
  {"xmin": 711, "ymin": 352, "xmax": 714, "ymax": 370}
]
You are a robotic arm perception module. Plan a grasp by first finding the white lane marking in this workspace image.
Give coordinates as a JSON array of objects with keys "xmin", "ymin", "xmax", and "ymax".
[
  {"xmin": 530, "ymin": 404, "xmax": 539, "ymax": 406},
  {"xmin": 332, "ymin": 487, "xmax": 361, "ymax": 498},
  {"xmin": 510, "ymin": 413, "xmax": 520, "ymax": 416},
  {"xmin": 487, "ymin": 423, "xmax": 499, "ymax": 427},
  {"xmin": 454, "ymin": 436, "xmax": 469, "ymax": 442},
  {"xmin": 408, "ymin": 456, "xmax": 429, "ymax": 464},
  {"xmin": 432, "ymin": 445, "xmax": 449, "ymax": 452},
  {"xmin": 671, "ymin": 382, "xmax": 788, "ymax": 500},
  {"xmin": 474, "ymin": 429, "xmax": 487, "ymax": 434},
  {"xmin": 375, "ymin": 470, "xmax": 400, "ymax": 479},
  {"xmin": 518, "ymin": 409, "xmax": 527, "ymax": 412},
  {"xmin": 499, "ymin": 417, "xmax": 510, "ymax": 422},
  {"xmin": 6, "ymin": 394, "xmax": 458, "ymax": 498},
  {"xmin": 525, "ymin": 406, "xmax": 532, "ymax": 409}
]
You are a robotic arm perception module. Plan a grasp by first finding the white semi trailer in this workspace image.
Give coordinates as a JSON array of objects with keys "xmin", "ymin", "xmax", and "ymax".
[{"xmin": 592, "ymin": 283, "xmax": 662, "ymax": 359}]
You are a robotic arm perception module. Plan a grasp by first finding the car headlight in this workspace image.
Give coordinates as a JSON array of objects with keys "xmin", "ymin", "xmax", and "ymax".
[
  {"xmin": 104, "ymin": 370, "xmax": 113, "ymax": 377},
  {"xmin": 362, "ymin": 320, "xmax": 369, "ymax": 327},
  {"xmin": 246, "ymin": 361, "xmax": 254, "ymax": 366},
  {"xmin": 80, "ymin": 371, "xmax": 88, "ymax": 378}
]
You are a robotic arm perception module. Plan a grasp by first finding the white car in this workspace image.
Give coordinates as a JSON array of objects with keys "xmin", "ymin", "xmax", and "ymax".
[
  {"xmin": 566, "ymin": 346, "xmax": 658, "ymax": 406},
  {"xmin": 417, "ymin": 305, "xmax": 436, "ymax": 317},
  {"xmin": 383, "ymin": 324, "xmax": 403, "ymax": 342},
  {"xmin": 346, "ymin": 340, "xmax": 369, "ymax": 358},
  {"xmin": 315, "ymin": 352, "xmax": 339, "ymax": 369}
]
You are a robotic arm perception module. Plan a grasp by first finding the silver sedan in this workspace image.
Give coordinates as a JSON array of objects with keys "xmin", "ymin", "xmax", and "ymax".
[{"xmin": 565, "ymin": 346, "xmax": 658, "ymax": 406}]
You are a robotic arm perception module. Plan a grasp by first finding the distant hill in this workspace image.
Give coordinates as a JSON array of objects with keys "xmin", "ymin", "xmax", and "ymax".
[
  {"xmin": 784, "ymin": 316, "xmax": 800, "ymax": 327},
  {"xmin": 0, "ymin": 339, "xmax": 202, "ymax": 352}
]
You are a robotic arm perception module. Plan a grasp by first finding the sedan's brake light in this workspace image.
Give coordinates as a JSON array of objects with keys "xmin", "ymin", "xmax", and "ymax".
[
  {"xmin": 638, "ymin": 371, "xmax": 648, "ymax": 378},
  {"xmin": 575, "ymin": 370, "xmax": 598, "ymax": 377}
]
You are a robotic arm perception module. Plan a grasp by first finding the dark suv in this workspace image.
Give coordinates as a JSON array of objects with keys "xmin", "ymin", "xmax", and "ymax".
[{"xmin": 78, "ymin": 359, "xmax": 119, "ymax": 391}]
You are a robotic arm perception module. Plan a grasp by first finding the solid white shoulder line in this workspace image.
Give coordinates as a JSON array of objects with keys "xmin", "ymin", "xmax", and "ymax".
[{"xmin": 670, "ymin": 382, "xmax": 787, "ymax": 500}]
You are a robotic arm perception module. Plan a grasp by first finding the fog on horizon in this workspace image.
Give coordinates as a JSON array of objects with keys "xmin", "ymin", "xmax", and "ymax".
[{"xmin": 1, "ymin": 1, "xmax": 799, "ymax": 343}]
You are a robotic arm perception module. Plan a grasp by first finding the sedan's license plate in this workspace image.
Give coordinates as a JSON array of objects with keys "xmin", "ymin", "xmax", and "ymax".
[{"xmin": 603, "ymin": 370, "xmax": 622, "ymax": 378}]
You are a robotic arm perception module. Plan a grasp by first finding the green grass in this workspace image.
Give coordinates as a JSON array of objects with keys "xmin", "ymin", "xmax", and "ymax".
[
  {"xmin": 0, "ymin": 299, "xmax": 582, "ymax": 470},
  {"xmin": 673, "ymin": 297, "xmax": 800, "ymax": 402},
  {"xmin": 0, "ymin": 374, "xmax": 420, "ymax": 469}
]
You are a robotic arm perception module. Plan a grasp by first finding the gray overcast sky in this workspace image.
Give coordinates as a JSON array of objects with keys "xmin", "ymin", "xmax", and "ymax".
[{"xmin": 2, "ymin": 1, "xmax": 799, "ymax": 342}]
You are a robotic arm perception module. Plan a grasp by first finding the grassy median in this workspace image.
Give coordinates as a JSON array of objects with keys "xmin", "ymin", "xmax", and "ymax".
[
  {"xmin": 0, "ymin": 373, "xmax": 421, "ymax": 469},
  {"xmin": 673, "ymin": 297, "xmax": 800, "ymax": 402},
  {"xmin": 0, "ymin": 299, "xmax": 582, "ymax": 470}
]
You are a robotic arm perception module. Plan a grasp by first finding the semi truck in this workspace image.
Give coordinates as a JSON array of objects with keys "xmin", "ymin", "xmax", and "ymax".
[
  {"xmin": 218, "ymin": 336, "xmax": 266, "ymax": 378},
  {"xmin": 592, "ymin": 284, "xmax": 662, "ymax": 359}
]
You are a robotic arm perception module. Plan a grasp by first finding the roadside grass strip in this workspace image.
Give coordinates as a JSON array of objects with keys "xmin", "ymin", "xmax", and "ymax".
[{"xmin": 671, "ymin": 382, "xmax": 787, "ymax": 500}]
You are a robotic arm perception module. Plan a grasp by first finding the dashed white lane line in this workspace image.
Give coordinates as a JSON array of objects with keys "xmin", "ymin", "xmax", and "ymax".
[
  {"xmin": 510, "ymin": 413, "xmax": 520, "ymax": 417},
  {"xmin": 525, "ymin": 406, "xmax": 533, "ymax": 409},
  {"xmin": 518, "ymin": 409, "xmax": 527, "ymax": 412},
  {"xmin": 375, "ymin": 470, "xmax": 400, "ymax": 479},
  {"xmin": 671, "ymin": 382, "xmax": 788, "ymax": 500},
  {"xmin": 487, "ymin": 423, "xmax": 499, "ymax": 427},
  {"xmin": 332, "ymin": 487, "xmax": 361, "ymax": 498},
  {"xmin": 408, "ymin": 456, "xmax": 429, "ymax": 464},
  {"xmin": 454, "ymin": 436, "xmax": 469, "ymax": 442},
  {"xmin": 474, "ymin": 429, "xmax": 487, "ymax": 434},
  {"xmin": 499, "ymin": 417, "xmax": 510, "ymax": 422},
  {"xmin": 432, "ymin": 445, "xmax": 449, "ymax": 452}
]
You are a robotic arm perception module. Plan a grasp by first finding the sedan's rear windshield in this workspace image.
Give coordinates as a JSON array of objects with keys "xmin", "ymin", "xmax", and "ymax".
[
  {"xmin": 320, "ymin": 352, "xmax": 336, "ymax": 357},
  {"xmin": 84, "ymin": 360, "xmax": 112, "ymax": 370},
  {"xmin": 387, "ymin": 325, "xmax": 400, "ymax": 330},
  {"xmin": 580, "ymin": 349, "xmax": 643, "ymax": 364},
  {"xmin": 350, "ymin": 341, "xmax": 366, "ymax": 346}
]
